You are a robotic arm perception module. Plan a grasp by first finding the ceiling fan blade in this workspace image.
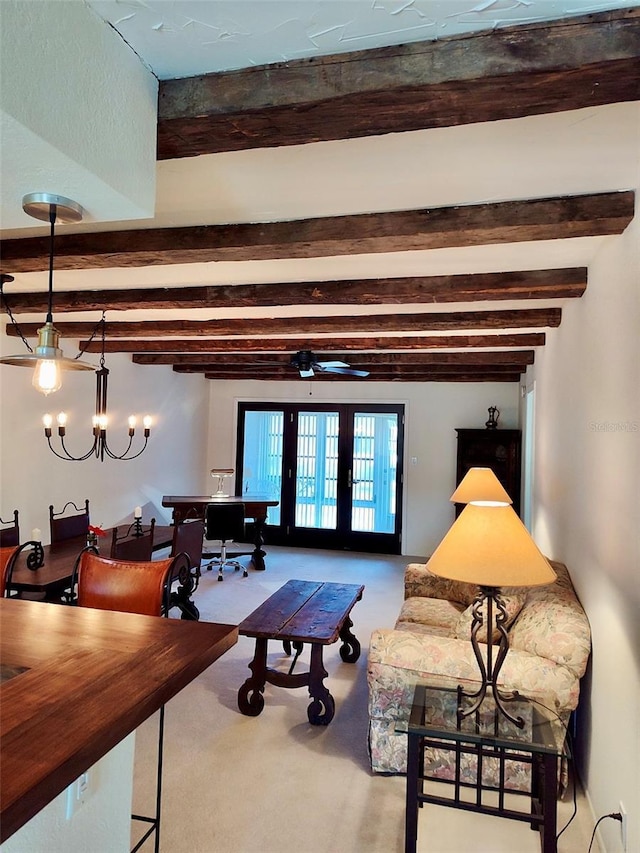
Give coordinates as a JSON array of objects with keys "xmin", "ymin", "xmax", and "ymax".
[
  {"xmin": 315, "ymin": 360, "xmax": 349, "ymax": 368},
  {"xmin": 321, "ymin": 366, "xmax": 370, "ymax": 377},
  {"xmin": 299, "ymin": 367, "xmax": 314, "ymax": 378}
]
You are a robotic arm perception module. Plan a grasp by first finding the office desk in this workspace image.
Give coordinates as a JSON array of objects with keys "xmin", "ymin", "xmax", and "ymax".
[
  {"xmin": 0, "ymin": 597, "xmax": 237, "ymax": 843},
  {"xmin": 162, "ymin": 495, "xmax": 278, "ymax": 570}
]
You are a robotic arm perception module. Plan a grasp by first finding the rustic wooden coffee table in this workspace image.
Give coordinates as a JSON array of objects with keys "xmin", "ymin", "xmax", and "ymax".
[{"xmin": 237, "ymin": 579, "xmax": 364, "ymax": 725}]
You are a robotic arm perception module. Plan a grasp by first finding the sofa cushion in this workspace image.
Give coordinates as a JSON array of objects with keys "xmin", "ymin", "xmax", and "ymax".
[
  {"xmin": 404, "ymin": 563, "xmax": 477, "ymax": 606},
  {"xmin": 453, "ymin": 590, "xmax": 527, "ymax": 644},
  {"xmin": 396, "ymin": 596, "xmax": 465, "ymax": 633},
  {"xmin": 509, "ymin": 566, "xmax": 591, "ymax": 678}
]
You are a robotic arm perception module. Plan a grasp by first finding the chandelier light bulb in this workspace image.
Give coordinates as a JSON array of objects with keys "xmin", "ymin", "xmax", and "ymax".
[
  {"xmin": 128, "ymin": 415, "xmax": 137, "ymax": 429},
  {"xmin": 32, "ymin": 359, "xmax": 62, "ymax": 395},
  {"xmin": 56, "ymin": 412, "xmax": 67, "ymax": 427},
  {"xmin": 143, "ymin": 416, "xmax": 152, "ymax": 429},
  {"xmin": 43, "ymin": 414, "xmax": 53, "ymax": 429},
  {"xmin": 98, "ymin": 414, "xmax": 108, "ymax": 430}
]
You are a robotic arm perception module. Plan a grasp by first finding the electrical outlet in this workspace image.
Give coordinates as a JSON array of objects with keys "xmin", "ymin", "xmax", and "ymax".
[
  {"xmin": 619, "ymin": 801, "xmax": 627, "ymax": 852},
  {"xmin": 65, "ymin": 771, "xmax": 91, "ymax": 820}
]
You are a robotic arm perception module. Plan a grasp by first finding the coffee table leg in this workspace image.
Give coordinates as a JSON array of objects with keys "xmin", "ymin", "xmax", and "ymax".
[
  {"xmin": 338, "ymin": 616, "xmax": 361, "ymax": 663},
  {"xmin": 238, "ymin": 637, "xmax": 267, "ymax": 716},
  {"xmin": 307, "ymin": 644, "xmax": 335, "ymax": 726}
]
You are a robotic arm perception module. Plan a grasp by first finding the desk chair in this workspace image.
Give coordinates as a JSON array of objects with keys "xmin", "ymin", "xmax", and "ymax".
[
  {"xmin": 73, "ymin": 551, "xmax": 176, "ymax": 853},
  {"xmin": 204, "ymin": 502, "xmax": 248, "ymax": 581},
  {"xmin": 49, "ymin": 499, "xmax": 90, "ymax": 544},
  {"xmin": 0, "ymin": 510, "xmax": 20, "ymax": 547},
  {"xmin": 110, "ymin": 519, "xmax": 156, "ymax": 561},
  {"xmin": 168, "ymin": 520, "xmax": 204, "ymax": 620}
]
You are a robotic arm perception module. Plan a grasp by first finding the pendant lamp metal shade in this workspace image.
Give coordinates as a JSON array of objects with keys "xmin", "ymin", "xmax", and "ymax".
[
  {"xmin": 450, "ymin": 467, "xmax": 512, "ymax": 506},
  {"xmin": 426, "ymin": 503, "xmax": 556, "ymax": 588},
  {"xmin": 0, "ymin": 193, "xmax": 94, "ymax": 392}
]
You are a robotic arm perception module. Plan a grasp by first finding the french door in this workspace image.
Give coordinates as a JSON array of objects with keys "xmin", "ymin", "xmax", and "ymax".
[{"xmin": 236, "ymin": 403, "xmax": 404, "ymax": 554}]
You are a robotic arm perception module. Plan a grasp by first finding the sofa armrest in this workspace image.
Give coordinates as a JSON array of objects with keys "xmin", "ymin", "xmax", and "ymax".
[{"xmin": 404, "ymin": 562, "xmax": 477, "ymax": 606}]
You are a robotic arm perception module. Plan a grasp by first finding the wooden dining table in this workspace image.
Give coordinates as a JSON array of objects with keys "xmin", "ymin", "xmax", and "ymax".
[
  {"xmin": 162, "ymin": 495, "xmax": 279, "ymax": 570},
  {"xmin": 7, "ymin": 529, "xmax": 200, "ymax": 619}
]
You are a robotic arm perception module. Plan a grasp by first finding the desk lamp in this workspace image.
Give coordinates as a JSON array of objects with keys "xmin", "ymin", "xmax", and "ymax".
[
  {"xmin": 210, "ymin": 468, "xmax": 234, "ymax": 498},
  {"xmin": 426, "ymin": 500, "xmax": 556, "ymax": 728}
]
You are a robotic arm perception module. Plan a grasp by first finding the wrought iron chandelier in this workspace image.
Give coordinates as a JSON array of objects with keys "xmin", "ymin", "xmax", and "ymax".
[
  {"xmin": 43, "ymin": 314, "xmax": 152, "ymax": 462},
  {"xmin": 0, "ymin": 193, "xmax": 95, "ymax": 393}
]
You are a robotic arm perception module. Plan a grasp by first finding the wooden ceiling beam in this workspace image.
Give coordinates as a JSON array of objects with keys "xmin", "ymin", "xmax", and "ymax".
[
  {"xmin": 1, "ymin": 194, "xmax": 633, "ymax": 273},
  {"xmin": 83, "ymin": 333, "xmax": 545, "ymax": 354},
  {"xmin": 134, "ymin": 350, "xmax": 535, "ymax": 367},
  {"xmin": 157, "ymin": 8, "xmax": 640, "ymax": 158},
  {"xmin": 0, "ymin": 268, "xmax": 587, "ymax": 314},
  {"xmin": 173, "ymin": 363, "xmax": 524, "ymax": 375},
  {"xmin": 10, "ymin": 308, "xmax": 560, "ymax": 338},
  {"xmin": 201, "ymin": 371, "xmax": 522, "ymax": 383}
]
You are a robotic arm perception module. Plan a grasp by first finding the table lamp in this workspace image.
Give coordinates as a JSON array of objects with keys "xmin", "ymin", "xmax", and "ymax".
[
  {"xmin": 210, "ymin": 468, "xmax": 234, "ymax": 498},
  {"xmin": 426, "ymin": 502, "xmax": 556, "ymax": 727},
  {"xmin": 450, "ymin": 467, "xmax": 512, "ymax": 507}
]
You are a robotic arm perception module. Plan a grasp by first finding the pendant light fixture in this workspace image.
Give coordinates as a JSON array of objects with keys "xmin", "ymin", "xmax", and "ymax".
[
  {"xmin": 43, "ymin": 314, "xmax": 152, "ymax": 462},
  {"xmin": 0, "ymin": 193, "xmax": 95, "ymax": 393}
]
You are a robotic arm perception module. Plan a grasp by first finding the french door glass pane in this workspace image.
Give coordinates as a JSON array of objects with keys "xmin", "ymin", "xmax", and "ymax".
[
  {"xmin": 351, "ymin": 412, "xmax": 398, "ymax": 534},
  {"xmin": 295, "ymin": 411, "xmax": 339, "ymax": 530},
  {"xmin": 241, "ymin": 410, "xmax": 283, "ymax": 526}
]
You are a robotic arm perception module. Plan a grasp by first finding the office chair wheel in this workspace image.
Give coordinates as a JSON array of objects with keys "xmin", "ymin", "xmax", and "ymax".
[
  {"xmin": 217, "ymin": 573, "xmax": 224, "ymax": 582},
  {"xmin": 234, "ymin": 565, "xmax": 240, "ymax": 571},
  {"xmin": 243, "ymin": 569, "xmax": 248, "ymax": 578}
]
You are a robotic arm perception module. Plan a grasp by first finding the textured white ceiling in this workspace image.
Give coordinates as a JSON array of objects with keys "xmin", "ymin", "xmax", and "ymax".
[{"xmin": 86, "ymin": 0, "xmax": 637, "ymax": 79}]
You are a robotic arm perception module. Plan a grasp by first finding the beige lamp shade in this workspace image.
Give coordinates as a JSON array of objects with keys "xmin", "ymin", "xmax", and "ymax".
[
  {"xmin": 450, "ymin": 467, "xmax": 512, "ymax": 506},
  {"xmin": 426, "ymin": 503, "xmax": 556, "ymax": 587}
]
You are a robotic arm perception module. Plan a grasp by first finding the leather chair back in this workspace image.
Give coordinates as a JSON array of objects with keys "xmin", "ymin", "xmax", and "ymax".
[{"xmin": 75, "ymin": 552, "xmax": 173, "ymax": 616}]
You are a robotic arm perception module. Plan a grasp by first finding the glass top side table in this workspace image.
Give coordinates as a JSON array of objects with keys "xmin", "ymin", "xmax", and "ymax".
[{"xmin": 399, "ymin": 684, "xmax": 565, "ymax": 853}]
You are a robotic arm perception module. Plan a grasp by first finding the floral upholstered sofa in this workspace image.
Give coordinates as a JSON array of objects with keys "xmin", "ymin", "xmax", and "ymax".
[{"xmin": 367, "ymin": 559, "xmax": 591, "ymax": 789}]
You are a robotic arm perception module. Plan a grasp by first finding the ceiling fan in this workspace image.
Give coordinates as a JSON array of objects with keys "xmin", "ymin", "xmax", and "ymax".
[{"xmin": 291, "ymin": 350, "xmax": 370, "ymax": 378}]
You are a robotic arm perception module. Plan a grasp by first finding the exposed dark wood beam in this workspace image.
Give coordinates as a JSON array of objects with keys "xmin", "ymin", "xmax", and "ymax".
[
  {"xmin": 0, "ymin": 268, "xmax": 587, "ymax": 314},
  {"xmin": 10, "ymin": 308, "xmax": 560, "ymax": 338},
  {"xmin": 201, "ymin": 371, "xmax": 522, "ymax": 383},
  {"xmin": 1, "ymin": 194, "xmax": 633, "ymax": 273},
  {"xmin": 133, "ymin": 350, "xmax": 535, "ymax": 367},
  {"xmin": 157, "ymin": 8, "xmax": 640, "ymax": 158},
  {"xmin": 83, "ymin": 333, "xmax": 545, "ymax": 354},
  {"xmin": 173, "ymin": 363, "xmax": 523, "ymax": 376}
]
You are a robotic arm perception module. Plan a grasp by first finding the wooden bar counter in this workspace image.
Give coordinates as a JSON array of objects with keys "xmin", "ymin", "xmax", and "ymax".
[{"xmin": 0, "ymin": 598, "xmax": 237, "ymax": 843}]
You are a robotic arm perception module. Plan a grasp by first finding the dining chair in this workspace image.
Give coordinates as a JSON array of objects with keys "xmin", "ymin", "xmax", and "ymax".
[
  {"xmin": 72, "ymin": 550, "xmax": 175, "ymax": 853},
  {"xmin": 168, "ymin": 519, "xmax": 204, "ymax": 620},
  {"xmin": 49, "ymin": 499, "xmax": 90, "ymax": 544},
  {"xmin": 110, "ymin": 519, "xmax": 156, "ymax": 561},
  {"xmin": 0, "ymin": 509, "xmax": 20, "ymax": 547},
  {"xmin": 204, "ymin": 502, "xmax": 248, "ymax": 580},
  {"xmin": 0, "ymin": 545, "xmax": 20, "ymax": 597}
]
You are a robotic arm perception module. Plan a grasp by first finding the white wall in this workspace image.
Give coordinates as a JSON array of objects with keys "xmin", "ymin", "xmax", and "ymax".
[
  {"xmin": 206, "ymin": 378, "xmax": 520, "ymax": 556},
  {"xmin": 0, "ymin": 735, "xmax": 135, "ymax": 853},
  {"xmin": 0, "ymin": 342, "xmax": 209, "ymax": 543},
  {"xmin": 529, "ymin": 199, "xmax": 639, "ymax": 853}
]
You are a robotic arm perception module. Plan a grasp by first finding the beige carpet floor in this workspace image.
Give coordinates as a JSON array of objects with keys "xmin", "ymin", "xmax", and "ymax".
[{"xmin": 132, "ymin": 545, "xmax": 597, "ymax": 853}]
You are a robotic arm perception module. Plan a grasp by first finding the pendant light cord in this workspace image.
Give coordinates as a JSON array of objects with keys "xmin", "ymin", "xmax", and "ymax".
[{"xmin": 46, "ymin": 204, "xmax": 57, "ymax": 323}]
